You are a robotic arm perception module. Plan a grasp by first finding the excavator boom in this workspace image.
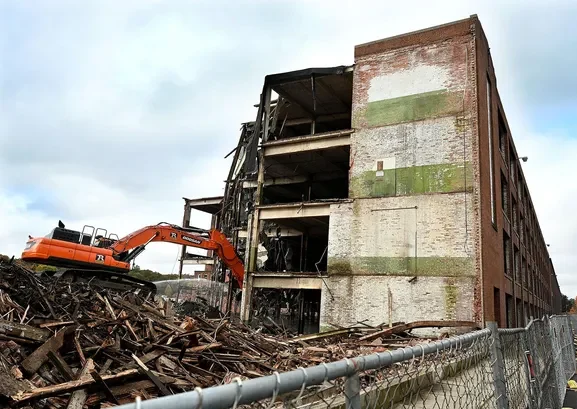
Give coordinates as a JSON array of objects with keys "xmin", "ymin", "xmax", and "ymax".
[{"xmin": 110, "ymin": 223, "xmax": 245, "ymax": 287}]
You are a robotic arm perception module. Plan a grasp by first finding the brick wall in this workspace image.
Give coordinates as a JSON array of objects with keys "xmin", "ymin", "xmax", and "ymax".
[
  {"xmin": 320, "ymin": 18, "xmax": 482, "ymax": 332},
  {"xmin": 320, "ymin": 275, "xmax": 476, "ymax": 333}
]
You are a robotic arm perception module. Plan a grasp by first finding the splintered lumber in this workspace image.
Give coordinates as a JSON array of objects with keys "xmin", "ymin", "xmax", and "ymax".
[
  {"xmin": 48, "ymin": 351, "xmax": 75, "ymax": 381},
  {"xmin": 21, "ymin": 326, "xmax": 76, "ymax": 375},
  {"xmin": 288, "ymin": 327, "xmax": 362, "ymax": 343},
  {"xmin": 358, "ymin": 320, "xmax": 477, "ymax": 342},
  {"xmin": 0, "ymin": 319, "xmax": 50, "ymax": 342},
  {"xmin": 13, "ymin": 369, "xmax": 139, "ymax": 404},
  {"xmin": 132, "ymin": 354, "xmax": 171, "ymax": 396},
  {"xmin": 66, "ymin": 358, "xmax": 95, "ymax": 409},
  {"xmin": 90, "ymin": 371, "xmax": 120, "ymax": 404}
]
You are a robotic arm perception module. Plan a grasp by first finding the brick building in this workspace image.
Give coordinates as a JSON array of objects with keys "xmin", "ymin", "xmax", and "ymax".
[{"xmin": 185, "ymin": 15, "xmax": 561, "ymax": 332}]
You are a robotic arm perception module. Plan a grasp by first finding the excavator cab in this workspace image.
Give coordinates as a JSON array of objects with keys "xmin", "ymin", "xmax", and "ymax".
[
  {"xmin": 42, "ymin": 221, "xmax": 119, "ymax": 248},
  {"xmin": 81, "ymin": 225, "xmax": 119, "ymax": 248}
]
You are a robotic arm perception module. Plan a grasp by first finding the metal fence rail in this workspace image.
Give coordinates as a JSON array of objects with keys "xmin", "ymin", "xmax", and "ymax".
[{"xmin": 114, "ymin": 315, "xmax": 577, "ymax": 409}]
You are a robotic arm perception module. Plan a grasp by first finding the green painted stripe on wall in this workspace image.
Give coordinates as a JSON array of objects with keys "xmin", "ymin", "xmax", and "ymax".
[
  {"xmin": 349, "ymin": 161, "xmax": 472, "ymax": 198},
  {"xmin": 327, "ymin": 256, "xmax": 475, "ymax": 277},
  {"xmin": 358, "ymin": 89, "xmax": 463, "ymax": 128}
]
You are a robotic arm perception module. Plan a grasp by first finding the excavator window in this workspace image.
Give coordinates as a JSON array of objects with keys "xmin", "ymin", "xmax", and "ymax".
[{"xmin": 81, "ymin": 225, "xmax": 95, "ymax": 246}]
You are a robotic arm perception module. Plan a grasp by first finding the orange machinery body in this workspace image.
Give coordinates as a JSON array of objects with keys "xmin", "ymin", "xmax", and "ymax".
[
  {"xmin": 23, "ymin": 238, "xmax": 129, "ymax": 273},
  {"xmin": 22, "ymin": 223, "xmax": 245, "ymax": 288}
]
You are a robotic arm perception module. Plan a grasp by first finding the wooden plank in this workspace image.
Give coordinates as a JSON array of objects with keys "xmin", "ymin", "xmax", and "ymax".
[
  {"xmin": 21, "ymin": 326, "xmax": 76, "ymax": 375},
  {"xmin": 74, "ymin": 335, "xmax": 86, "ymax": 366},
  {"xmin": 90, "ymin": 371, "xmax": 120, "ymax": 404},
  {"xmin": 0, "ymin": 319, "xmax": 51, "ymax": 342},
  {"xmin": 287, "ymin": 327, "xmax": 361, "ymax": 344},
  {"xmin": 186, "ymin": 342, "xmax": 221, "ymax": 354},
  {"xmin": 357, "ymin": 324, "xmax": 408, "ymax": 342},
  {"xmin": 66, "ymin": 358, "xmax": 95, "ymax": 409},
  {"xmin": 48, "ymin": 351, "xmax": 74, "ymax": 381},
  {"xmin": 100, "ymin": 359, "xmax": 113, "ymax": 375},
  {"xmin": 132, "ymin": 354, "xmax": 171, "ymax": 396},
  {"xmin": 13, "ymin": 369, "xmax": 139, "ymax": 404},
  {"xmin": 358, "ymin": 320, "xmax": 477, "ymax": 342},
  {"xmin": 39, "ymin": 321, "xmax": 76, "ymax": 328},
  {"xmin": 95, "ymin": 293, "xmax": 118, "ymax": 320}
]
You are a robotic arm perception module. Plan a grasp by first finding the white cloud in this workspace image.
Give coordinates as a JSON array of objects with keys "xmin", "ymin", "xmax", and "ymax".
[{"xmin": 1, "ymin": 0, "xmax": 577, "ymax": 298}]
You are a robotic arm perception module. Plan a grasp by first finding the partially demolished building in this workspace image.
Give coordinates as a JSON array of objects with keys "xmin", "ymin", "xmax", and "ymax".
[{"xmin": 182, "ymin": 15, "xmax": 561, "ymax": 333}]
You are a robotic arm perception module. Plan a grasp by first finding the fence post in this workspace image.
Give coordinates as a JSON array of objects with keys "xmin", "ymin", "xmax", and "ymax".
[
  {"xmin": 488, "ymin": 322, "xmax": 509, "ymax": 409},
  {"xmin": 344, "ymin": 365, "xmax": 361, "ymax": 409},
  {"xmin": 519, "ymin": 328, "xmax": 537, "ymax": 409}
]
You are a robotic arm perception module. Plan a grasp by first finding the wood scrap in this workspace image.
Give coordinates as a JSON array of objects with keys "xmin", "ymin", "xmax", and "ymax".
[
  {"xmin": 358, "ymin": 320, "xmax": 478, "ymax": 342},
  {"xmin": 66, "ymin": 358, "xmax": 95, "ymax": 409},
  {"xmin": 0, "ymin": 257, "xmax": 470, "ymax": 408}
]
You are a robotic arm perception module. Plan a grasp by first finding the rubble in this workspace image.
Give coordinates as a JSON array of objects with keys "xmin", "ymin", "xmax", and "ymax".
[{"xmin": 0, "ymin": 257, "xmax": 475, "ymax": 407}]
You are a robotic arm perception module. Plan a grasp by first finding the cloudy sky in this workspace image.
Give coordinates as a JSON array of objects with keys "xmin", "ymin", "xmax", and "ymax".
[{"xmin": 1, "ymin": 0, "xmax": 576, "ymax": 296}]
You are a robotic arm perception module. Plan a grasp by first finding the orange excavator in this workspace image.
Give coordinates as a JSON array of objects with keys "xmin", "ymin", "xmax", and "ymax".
[{"xmin": 21, "ymin": 221, "xmax": 244, "ymax": 295}]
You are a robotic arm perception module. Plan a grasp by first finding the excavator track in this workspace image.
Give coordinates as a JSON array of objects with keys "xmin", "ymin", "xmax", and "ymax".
[{"xmin": 40, "ymin": 268, "xmax": 157, "ymax": 296}]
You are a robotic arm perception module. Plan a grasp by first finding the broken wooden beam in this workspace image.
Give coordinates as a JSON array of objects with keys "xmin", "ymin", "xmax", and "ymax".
[
  {"xmin": 0, "ymin": 319, "xmax": 51, "ymax": 342},
  {"xmin": 12, "ymin": 369, "xmax": 139, "ymax": 404},
  {"xmin": 21, "ymin": 326, "xmax": 77, "ymax": 375},
  {"xmin": 66, "ymin": 358, "xmax": 95, "ymax": 409},
  {"xmin": 358, "ymin": 320, "xmax": 478, "ymax": 342},
  {"xmin": 48, "ymin": 351, "xmax": 75, "ymax": 381},
  {"xmin": 132, "ymin": 354, "xmax": 171, "ymax": 396}
]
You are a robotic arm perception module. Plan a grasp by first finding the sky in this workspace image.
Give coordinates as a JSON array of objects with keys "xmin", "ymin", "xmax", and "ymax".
[{"xmin": 1, "ymin": 0, "xmax": 577, "ymax": 295}]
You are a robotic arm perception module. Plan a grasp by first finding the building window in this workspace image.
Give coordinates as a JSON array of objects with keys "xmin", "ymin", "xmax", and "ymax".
[
  {"xmin": 487, "ymin": 77, "xmax": 496, "ymax": 225},
  {"xmin": 512, "ymin": 197, "xmax": 518, "ymax": 232},
  {"xmin": 522, "ymin": 257, "xmax": 527, "ymax": 288},
  {"xmin": 499, "ymin": 111, "xmax": 507, "ymax": 158},
  {"xmin": 509, "ymin": 148, "xmax": 517, "ymax": 183},
  {"xmin": 504, "ymin": 232, "xmax": 511, "ymax": 277},
  {"xmin": 514, "ymin": 246, "xmax": 520, "ymax": 283},
  {"xmin": 520, "ymin": 215, "xmax": 524, "ymax": 243},
  {"xmin": 501, "ymin": 172, "xmax": 509, "ymax": 217},
  {"xmin": 494, "ymin": 288, "xmax": 502, "ymax": 327},
  {"xmin": 506, "ymin": 294, "xmax": 514, "ymax": 328}
]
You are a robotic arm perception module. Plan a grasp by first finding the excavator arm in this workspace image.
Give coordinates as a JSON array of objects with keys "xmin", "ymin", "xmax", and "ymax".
[{"xmin": 109, "ymin": 223, "xmax": 245, "ymax": 288}]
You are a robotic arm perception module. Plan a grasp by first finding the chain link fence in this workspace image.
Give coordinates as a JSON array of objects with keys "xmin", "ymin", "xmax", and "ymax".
[{"xmin": 114, "ymin": 315, "xmax": 576, "ymax": 409}]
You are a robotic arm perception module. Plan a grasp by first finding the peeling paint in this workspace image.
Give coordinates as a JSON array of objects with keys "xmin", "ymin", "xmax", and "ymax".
[
  {"xmin": 356, "ymin": 90, "xmax": 463, "ymax": 128},
  {"xmin": 328, "ymin": 256, "xmax": 474, "ymax": 277},
  {"xmin": 445, "ymin": 284, "xmax": 458, "ymax": 319},
  {"xmin": 367, "ymin": 64, "xmax": 451, "ymax": 102},
  {"xmin": 350, "ymin": 161, "xmax": 472, "ymax": 198}
]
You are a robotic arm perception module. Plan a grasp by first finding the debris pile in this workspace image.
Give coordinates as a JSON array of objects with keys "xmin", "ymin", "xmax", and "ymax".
[{"xmin": 0, "ymin": 258, "xmax": 476, "ymax": 407}]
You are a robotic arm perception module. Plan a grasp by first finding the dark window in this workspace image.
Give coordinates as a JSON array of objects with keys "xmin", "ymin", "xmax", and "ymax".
[
  {"xmin": 501, "ymin": 172, "xmax": 509, "ymax": 216},
  {"xmin": 516, "ymin": 298, "xmax": 523, "ymax": 326},
  {"xmin": 512, "ymin": 197, "xmax": 518, "ymax": 232},
  {"xmin": 522, "ymin": 257, "xmax": 527, "ymax": 288},
  {"xmin": 514, "ymin": 246, "xmax": 520, "ymax": 283},
  {"xmin": 510, "ymin": 149, "xmax": 517, "ymax": 184},
  {"xmin": 506, "ymin": 294, "xmax": 514, "ymax": 328},
  {"xmin": 504, "ymin": 232, "xmax": 511, "ymax": 277},
  {"xmin": 494, "ymin": 288, "xmax": 502, "ymax": 327},
  {"xmin": 499, "ymin": 111, "xmax": 507, "ymax": 156}
]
